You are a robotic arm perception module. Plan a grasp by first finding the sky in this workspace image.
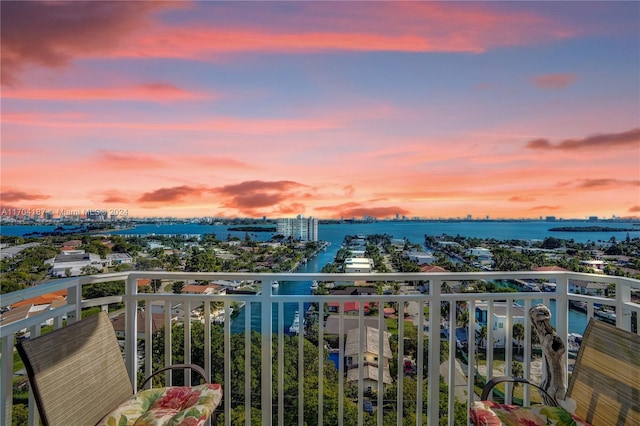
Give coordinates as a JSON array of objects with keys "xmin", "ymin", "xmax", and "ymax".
[{"xmin": 1, "ymin": 1, "xmax": 639, "ymax": 221}]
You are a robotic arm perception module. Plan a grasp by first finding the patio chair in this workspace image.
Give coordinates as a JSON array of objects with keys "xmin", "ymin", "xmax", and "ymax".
[
  {"xmin": 16, "ymin": 311, "xmax": 222, "ymax": 426},
  {"xmin": 470, "ymin": 318, "xmax": 640, "ymax": 425}
]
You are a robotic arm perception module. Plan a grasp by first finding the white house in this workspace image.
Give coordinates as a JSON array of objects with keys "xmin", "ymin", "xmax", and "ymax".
[
  {"xmin": 474, "ymin": 302, "xmax": 526, "ymax": 348},
  {"xmin": 45, "ymin": 251, "xmax": 102, "ymax": 277},
  {"xmin": 345, "ymin": 326, "xmax": 393, "ymax": 391},
  {"xmin": 467, "ymin": 247, "xmax": 493, "ymax": 267},
  {"xmin": 406, "ymin": 251, "xmax": 435, "ymax": 265},
  {"xmin": 344, "ymin": 257, "xmax": 374, "ymax": 273},
  {"xmin": 106, "ymin": 253, "xmax": 133, "ymax": 266},
  {"xmin": 580, "ymin": 260, "xmax": 606, "ymax": 273}
]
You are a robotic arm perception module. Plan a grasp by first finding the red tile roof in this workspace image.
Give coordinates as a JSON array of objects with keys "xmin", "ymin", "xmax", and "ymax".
[{"xmin": 12, "ymin": 291, "xmax": 67, "ymax": 308}]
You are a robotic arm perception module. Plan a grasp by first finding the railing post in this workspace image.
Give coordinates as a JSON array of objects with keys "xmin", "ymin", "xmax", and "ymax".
[
  {"xmin": 428, "ymin": 279, "xmax": 441, "ymax": 426},
  {"xmin": 1, "ymin": 332, "xmax": 14, "ymax": 426},
  {"xmin": 66, "ymin": 277, "xmax": 82, "ymax": 324},
  {"xmin": 125, "ymin": 274, "xmax": 138, "ymax": 390},
  {"xmin": 261, "ymin": 280, "xmax": 272, "ymax": 425},
  {"xmin": 616, "ymin": 276, "xmax": 632, "ymax": 332}
]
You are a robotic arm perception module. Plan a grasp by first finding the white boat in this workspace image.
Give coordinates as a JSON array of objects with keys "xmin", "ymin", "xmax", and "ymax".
[
  {"xmin": 310, "ymin": 281, "xmax": 319, "ymax": 291},
  {"xmin": 289, "ymin": 311, "xmax": 300, "ymax": 334},
  {"xmin": 567, "ymin": 333, "xmax": 583, "ymax": 352},
  {"xmin": 272, "ymin": 280, "xmax": 279, "ymax": 289}
]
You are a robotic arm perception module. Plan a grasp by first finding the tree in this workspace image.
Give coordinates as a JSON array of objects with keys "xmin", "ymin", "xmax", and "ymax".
[
  {"xmin": 513, "ymin": 323, "xmax": 525, "ymax": 354},
  {"xmin": 150, "ymin": 279, "xmax": 162, "ymax": 293},
  {"xmin": 512, "ymin": 360, "xmax": 524, "ymax": 379},
  {"xmin": 172, "ymin": 281, "xmax": 185, "ymax": 294}
]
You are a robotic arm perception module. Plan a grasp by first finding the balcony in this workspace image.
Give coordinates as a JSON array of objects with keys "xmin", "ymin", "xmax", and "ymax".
[{"xmin": 2, "ymin": 271, "xmax": 639, "ymax": 425}]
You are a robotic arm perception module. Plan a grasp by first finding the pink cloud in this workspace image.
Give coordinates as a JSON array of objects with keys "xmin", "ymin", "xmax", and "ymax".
[
  {"xmin": 526, "ymin": 128, "xmax": 640, "ymax": 150},
  {"xmin": 96, "ymin": 151, "xmax": 167, "ymax": 170},
  {"xmin": 215, "ymin": 180, "xmax": 308, "ymax": 215},
  {"xmin": 2, "ymin": 83, "xmax": 210, "ymax": 102},
  {"xmin": 532, "ymin": 73, "xmax": 577, "ymax": 89},
  {"xmin": 2, "ymin": 112, "xmax": 343, "ymax": 135},
  {"xmin": 2, "ymin": 2, "xmax": 584, "ymax": 85},
  {"xmin": 0, "ymin": 1, "xmax": 169, "ymax": 85},
  {"xmin": 316, "ymin": 202, "xmax": 409, "ymax": 219}
]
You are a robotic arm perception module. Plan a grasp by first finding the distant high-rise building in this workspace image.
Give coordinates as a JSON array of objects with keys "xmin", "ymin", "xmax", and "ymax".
[
  {"xmin": 588, "ymin": 216, "xmax": 598, "ymax": 222},
  {"xmin": 545, "ymin": 216, "xmax": 556, "ymax": 222},
  {"xmin": 276, "ymin": 215, "xmax": 318, "ymax": 241}
]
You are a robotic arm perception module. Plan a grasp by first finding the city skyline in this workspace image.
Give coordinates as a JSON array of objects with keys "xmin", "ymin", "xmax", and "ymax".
[{"xmin": 1, "ymin": 1, "xmax": 639, "ymax": 220}]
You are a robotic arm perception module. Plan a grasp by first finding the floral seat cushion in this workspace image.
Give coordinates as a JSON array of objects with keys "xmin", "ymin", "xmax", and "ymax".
[
  {"xmin": 470, "ymin": 401, "xmax": 592, "ymax": 426},
  {"xmin": 97, "ymin": 383, "xmax": 222, "ymax": 426}
]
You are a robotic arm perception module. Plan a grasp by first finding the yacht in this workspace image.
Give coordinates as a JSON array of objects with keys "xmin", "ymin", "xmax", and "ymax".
[
  {"xmin": 310, "ymin": 281, "xmax": 319, "ymax": 291},
  {"xmin": 271, "ymin": 280, "xmax": 279, "ymax": 289}
]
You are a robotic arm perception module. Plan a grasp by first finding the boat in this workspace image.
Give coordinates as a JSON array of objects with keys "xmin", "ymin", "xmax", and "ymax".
[
  {"xmin": 271, "ymin": 280, "xmax": 279, "ymax": 289},
  {"xmin": 310, "ymin": 281, "xmax": 319, "ymax": 291},
  {"xmin": 289, "ymin": 311, "xmax": 300, "ymax": 334},
  {"xmin": 595, "ymin": 308, "xmax": 616, "ymax": 324},
  {"xmin": 567, "ymin": 333, "xmax": 582, "ymax": 352}
]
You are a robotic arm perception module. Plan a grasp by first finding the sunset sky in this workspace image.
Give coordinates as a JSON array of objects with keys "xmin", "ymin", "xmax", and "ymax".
[{"xmin": 1, "ymin": 1, "xmax": 639, "ymax": 220}]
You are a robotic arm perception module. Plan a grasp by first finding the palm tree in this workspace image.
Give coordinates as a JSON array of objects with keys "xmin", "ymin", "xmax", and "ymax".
[
  {"xmin": 457, "ymin": 304, "xmax": 469, "ymax": 328},
  {"xmin": 477, "ymin": 325, "xmax": 487, "ymax": 350},
  {"xmin": 513, "ymin": 323, "xmax": 525, "ymax": 355},
  {"xmin": 150, "ymin": 279, "xmax": 162, "ymax": 293}
]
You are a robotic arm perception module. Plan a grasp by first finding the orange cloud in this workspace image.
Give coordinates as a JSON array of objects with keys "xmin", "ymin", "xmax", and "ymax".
[
  {"xmin": 103, "ymin": 195, "xmax": 130, "ymax": 204},
  {"xmin": 530, "ymin": 205, "xmax": 561, "ymax": 211},
  {"xmin": 576, "ymin": 179, "xmax": 640, "ymax": 189},
  {"xmin": 2, "ymin": 83, "xmax": 210, "ymax": 102},
  {"xmin": 630, "ymin": 206, "xmax": 640, "ymax": 213},
  {"xmin": 138, "ymin": 186, "xmax": 209, "ymax": 204},
  {"xmin": 0, "ymin": 190, "xmax": 50, "ymax": 202},
  {"xmin": 526, "ymin": 128, "xmax": 640, "ymax": 151},
  {"xmin": 509, "ymin": 196, "xmax": 536, "ymax": 202},
  {"xmin": 532, "ymin": 73, "xmax": 577, "ymax": 89}
]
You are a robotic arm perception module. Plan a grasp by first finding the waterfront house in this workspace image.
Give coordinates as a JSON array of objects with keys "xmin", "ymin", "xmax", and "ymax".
[
  {"xmin": 406, "ymin": 250, "xmax": 435, "ymax": 265},
  {"xmin": 569, "ymin": 279, "xmax": 610, "ymax": 296},
  {"xmin": 344, "ymin": 257, "xmax": 374, "ymax": 273},
  {"xmin": 345, "ymin": 326, "xmax": 393, "ymax": 392}
]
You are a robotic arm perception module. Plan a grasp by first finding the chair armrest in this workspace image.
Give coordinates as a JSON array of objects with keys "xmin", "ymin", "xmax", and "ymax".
[
  {"xmin": 481, "ymin": 376, "xmax": 560, "ymax": 407},
  {"xmin": 139, "ymin": 364, "xmax": 209, "ymax": 390}
]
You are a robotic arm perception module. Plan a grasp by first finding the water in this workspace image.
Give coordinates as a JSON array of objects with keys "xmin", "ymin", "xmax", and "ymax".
[
  {"xmin": 5, "ymin": 220, "xmax": 635, "ymax": 335},
  {"xmin": 3, "ymin": 220, "xmax": 637, "ymax": 243}
]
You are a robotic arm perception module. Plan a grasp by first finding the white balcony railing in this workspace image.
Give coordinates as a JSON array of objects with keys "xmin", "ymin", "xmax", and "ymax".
[{"xmin": 2, "ymin": 271, "xmax": 639, "ymax": 426}]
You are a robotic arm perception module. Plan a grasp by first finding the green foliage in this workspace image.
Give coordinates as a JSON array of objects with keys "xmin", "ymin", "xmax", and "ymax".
[
  {"xmin": 149, "ymin": 321, "xmax": 467, "ymax": 424},
  {"xmin": 79, "ymin": 237, "xmax": 111, "ymax": 258},
  {"xmin": 11, "ymin": 403, "xmax": 28, "ymax": 426},
  {"xmin": 82, "ymin": 280, "xmax": 125, "ymax": 298},
  {"xmin": 1, "ymin": 244, "xmax": 59, "ymax": 293}
]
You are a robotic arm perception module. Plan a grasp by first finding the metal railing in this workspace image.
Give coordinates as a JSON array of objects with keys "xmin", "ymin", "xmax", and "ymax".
[{"xmin": 2, "ymin": 271, "xmax": 639, "ymax": 425}]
